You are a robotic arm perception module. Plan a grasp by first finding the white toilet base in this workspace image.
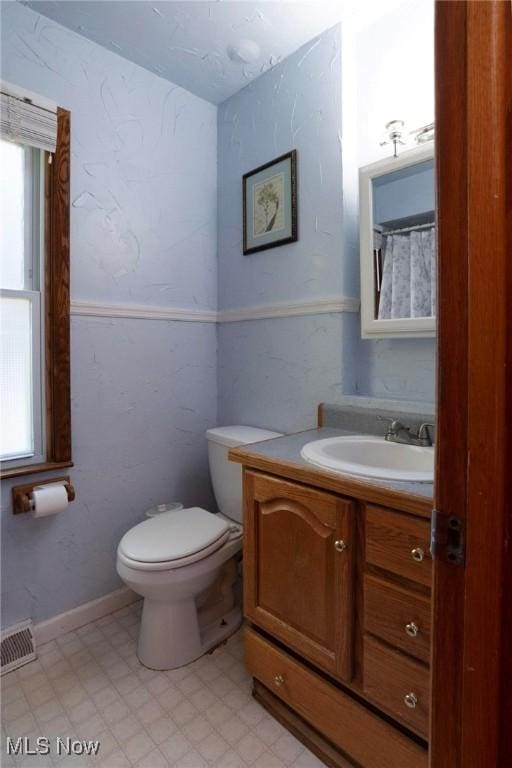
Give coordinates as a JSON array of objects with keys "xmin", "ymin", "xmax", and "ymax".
[
  {"xmin": 200, "ymin": 606, "xmax": 242, "ymax": 658},
  {"xmin": 137, "ymin": 600, "xmax": 242, "ymax": 670},
  {"xmin": 117, "ymin": 527, "xmax": 243, "ymax": 671},
  {"xmin": 138, "ymin": 596, "xmax": 201, "ymax": 670}
]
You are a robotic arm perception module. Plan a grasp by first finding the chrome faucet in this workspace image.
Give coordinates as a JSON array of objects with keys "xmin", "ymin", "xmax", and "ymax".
[{"xmin": 378, "ymin": 417, "xmax": 435, "ymax": 447}]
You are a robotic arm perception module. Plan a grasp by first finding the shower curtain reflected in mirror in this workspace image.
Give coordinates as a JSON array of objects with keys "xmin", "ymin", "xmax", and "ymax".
[{"xmin": 378, "ymin": 228, "xmax": 436, "ymax": 319}]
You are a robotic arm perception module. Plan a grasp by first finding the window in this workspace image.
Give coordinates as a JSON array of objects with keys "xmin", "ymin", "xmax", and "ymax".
[
  {"xmin": 0, "ymin": 83, "xmax": 71, "ymax": 478},
  {"xmin": 1, "ymin": 140, "xmax": 44, "ymax": 466}
]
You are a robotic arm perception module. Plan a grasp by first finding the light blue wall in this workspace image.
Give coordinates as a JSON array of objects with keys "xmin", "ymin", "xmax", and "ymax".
[
  {"xmin": 342, "ymin": 0, "xmax": 436, "ymax": 402},
  {"xmin": 1, "ymin": 3, "xmax": 436, "ymax": 630},
  {"xmin": 217, "ymin": 26, "xmax": 352, "ymax": 433},
  {"xmin": 217, "ymin": 19, "xmax": 434, "ymax": 434},
  {"xmin": 218, "ymin": 26, "xmax": 345, "ymax": 309},
  {"xmin": 1, "ymin": 2, "xmax": 218, "ymax": 628},
  {"xmin": 347, "ymin": 318, "xmax": 436, "ymax": 401},
  {"xmin": 218, "ymin": 315, "xmax": 345, "ymax": 433},
  {"xmin": 373, "ymin": 159, "xmax": 435, "ymax": 225}
]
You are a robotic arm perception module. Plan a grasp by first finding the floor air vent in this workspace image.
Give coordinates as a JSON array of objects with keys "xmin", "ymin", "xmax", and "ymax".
[{"xmin": 1, "ymin": 620, "xmax": 36, "ymax": 675}]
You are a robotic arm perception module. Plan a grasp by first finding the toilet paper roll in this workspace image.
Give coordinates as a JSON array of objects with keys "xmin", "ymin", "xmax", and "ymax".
[{"xmin": 32, "ymin": 483, "xmax": 69, "ymax": 518}]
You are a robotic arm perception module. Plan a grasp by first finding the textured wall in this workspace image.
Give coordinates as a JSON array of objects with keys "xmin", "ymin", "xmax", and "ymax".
[
  {"xmin": 217, "ymin": 26, "xmax": 351, "ymax": 433},
  {"xmin": 218, "ymin": 315, "xmax": 344, "ymax": 434},
  {"xmin": 1, "ymin": 2, "xmax": 218, "ymax": 628},
  {"xmin": 218, "ymin": 25, "xmax": 344, "ymax": 308},
  {"xmin": 354, "ymin": 0, "xmax": 435, "ymax": 169},
  {"xmin": 3, "ymin": 4, "xmax": 218, "ymax": 309},
  {"xmin": 217, "ymin": 14, "xmax": 435, "ymax": 438},
  {"xmin": 341, "ymin": 0, "xmax": 436, "ymax": 403},
  {"xmin": 0, "ymin": 3, "xmax": 436, "ymax": 629},
  {"xmin": 23, "ymin": 1, "xmax": 344, "ymax": 105}
]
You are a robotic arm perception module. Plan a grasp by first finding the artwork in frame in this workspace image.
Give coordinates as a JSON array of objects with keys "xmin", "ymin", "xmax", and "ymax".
[{"xmin": 243, "ymin": 150, "xmax": 297, "ymax": 255}]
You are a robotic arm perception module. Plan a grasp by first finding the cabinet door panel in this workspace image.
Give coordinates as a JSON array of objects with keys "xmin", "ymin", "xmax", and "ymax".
[{"xmin": 244, "ymin": 471, "xmax": 355, "ymax": 680}]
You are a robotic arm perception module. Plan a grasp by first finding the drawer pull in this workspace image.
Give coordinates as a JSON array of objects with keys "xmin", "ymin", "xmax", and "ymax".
[
  {"xmin": 411, "ymin": 547, "xmax": 425, "ymax": 563},
  {"xmin": 404, "ymin": 692, "xmax": 418, "ymax": 709},
  {"xmin": 334, "ymin": 539, "xmax": 348, "ymax": 552},
  {"xmin": 405, "ymin": 622, "xmax": 420, "ymax": 638},
  {"xmin": 273, "ymin": 674, "xmax": 285, "ymax": 688}
]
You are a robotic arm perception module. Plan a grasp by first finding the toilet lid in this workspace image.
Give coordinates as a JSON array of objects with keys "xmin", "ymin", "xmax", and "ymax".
[{"xmin": 118, "ymin": 507, "xmax": 229, "ymax": 564}]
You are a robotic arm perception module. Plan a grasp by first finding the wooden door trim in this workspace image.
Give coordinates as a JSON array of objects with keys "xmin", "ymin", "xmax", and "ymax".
[
  {"xmin": 432, "ymin": 2, "xmax": 512, "ymax": 766},
  {"xmin": 430, "ymin": 3, "xmax": 468, "ymax": 755}
]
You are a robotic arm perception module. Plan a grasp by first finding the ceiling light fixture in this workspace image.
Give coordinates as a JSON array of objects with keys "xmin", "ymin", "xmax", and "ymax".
[{"xmin": 227, "ymin": 39, "xmax": 261, "ymax": 64}]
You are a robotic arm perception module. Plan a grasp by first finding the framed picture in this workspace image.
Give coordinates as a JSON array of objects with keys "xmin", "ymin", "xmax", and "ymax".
[{"xmin": 243, "ymin": 150, "xmax": 297, "ymax": 255}]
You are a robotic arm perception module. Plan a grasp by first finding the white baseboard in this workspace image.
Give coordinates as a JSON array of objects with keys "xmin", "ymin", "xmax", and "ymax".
[{"xmin": 33, "ymin": 587, "xmax": 139, "ymax": 646}]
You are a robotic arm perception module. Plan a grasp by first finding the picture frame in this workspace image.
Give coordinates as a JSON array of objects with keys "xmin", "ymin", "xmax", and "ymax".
[{"xmin": 243, "ymin": 150, "xmax": 297, "ymax": 255}]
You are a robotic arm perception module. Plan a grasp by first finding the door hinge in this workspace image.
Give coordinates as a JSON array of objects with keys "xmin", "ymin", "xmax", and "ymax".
[{"xmin": 430, "ymin": 509, "xmax": 465, "ymax": 566}]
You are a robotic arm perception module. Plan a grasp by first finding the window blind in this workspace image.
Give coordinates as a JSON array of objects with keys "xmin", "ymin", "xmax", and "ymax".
[{"xmin": 0, "ymin": 91, "xmax": 57, "ymax": 153}]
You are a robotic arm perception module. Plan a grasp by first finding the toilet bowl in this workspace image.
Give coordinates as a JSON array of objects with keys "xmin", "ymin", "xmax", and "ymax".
[{"xmin": 116, "ymin": 425, "xmax": 282, "ymax": 670}]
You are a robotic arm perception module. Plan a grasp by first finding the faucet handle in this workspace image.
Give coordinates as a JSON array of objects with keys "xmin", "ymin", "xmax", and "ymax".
[
  {"xmin": 377, "ymin": 415, "xmax": 399, "ymax": 428},
  {"xmin": 376, "ymin": 415, "xmax": 394, "ymax": 434},
  {"xmin": 418, "ymin": 423, "xmax": 435, "ymax": 446},
  {"xmin": 377, "ymin": 416, "xmax": 407, "ymax": 437}
]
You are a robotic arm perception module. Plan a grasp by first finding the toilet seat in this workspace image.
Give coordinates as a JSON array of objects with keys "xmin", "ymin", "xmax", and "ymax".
[{"xmin": 117, "ymin": 507, "xmax": 230, "ymax": 571}]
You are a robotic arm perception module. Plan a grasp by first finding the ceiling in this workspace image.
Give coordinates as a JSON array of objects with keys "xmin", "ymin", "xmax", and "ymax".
[{"xmin": 21, "ymin": 0, "xmax": 351, "ymax": 104}]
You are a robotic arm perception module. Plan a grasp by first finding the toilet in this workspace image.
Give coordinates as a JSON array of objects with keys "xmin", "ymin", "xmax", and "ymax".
[{"xmin": 116, "ymin": 425, "xmax": 282, "ymax": 670}]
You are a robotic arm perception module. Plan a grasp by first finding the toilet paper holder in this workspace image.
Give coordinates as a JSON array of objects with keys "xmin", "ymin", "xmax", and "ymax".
[{"xmin": 12, "ymin": 476, "xmax": 76, "ymax": 514}]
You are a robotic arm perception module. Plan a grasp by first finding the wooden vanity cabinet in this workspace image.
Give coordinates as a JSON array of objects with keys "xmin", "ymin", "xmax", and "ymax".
[{"xmin": 241, "ymin": 468, "xmax": 432, "ymax": 768}]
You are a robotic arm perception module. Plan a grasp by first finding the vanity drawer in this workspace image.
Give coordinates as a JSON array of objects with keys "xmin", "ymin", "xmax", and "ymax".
[
  {"xmin": 245, "ymin": 627, "xmax": 427, "ymax": 768},
  {"xmin": 363, "ymin": 635, "xmax": 430, "ymax": 738},
  {"xmin": 365, "ymin": 505, "xmax": 432, "ymax": 587},
  {"xmin": 364, "ymin": 575, "xmax": 431, "ymax": 663}
]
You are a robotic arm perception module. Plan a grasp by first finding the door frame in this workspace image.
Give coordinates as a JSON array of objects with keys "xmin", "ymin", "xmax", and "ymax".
[{"xmin": 431, "ymin": 2, "xmax": 512, "ymax": 766}]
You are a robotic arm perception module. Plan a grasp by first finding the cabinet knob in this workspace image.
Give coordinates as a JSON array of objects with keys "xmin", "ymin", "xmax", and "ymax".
[
  {"xmin": 411, "ymin": 547, "xmax": 425, "ymax": 562},
  {"xmin": 273, "ymin": 674, "xmax": 285, "ymax": 688},
  {"xmin": 404, "ymin": 692, "xmax": 418, "ymax": 709},
  {"xmin": 405, "ymin": 622, "xmax": 420, "ymax": 638},
  {"xmin": 334, "ymin": 540, "xmax": 348, "ymax": 552}
]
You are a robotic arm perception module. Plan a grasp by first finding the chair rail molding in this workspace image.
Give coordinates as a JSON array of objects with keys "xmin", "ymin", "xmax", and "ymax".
[
  {"xmin": 217, "ymin": 297, "xmax": 360, "ymax": 323},
  {"xmin": 71, "ymin": 300, "xmax": 218, "ymax": 323},
  {"xmin": 71, "ymin": 296, "xmax": 360, "ymax": 324}
]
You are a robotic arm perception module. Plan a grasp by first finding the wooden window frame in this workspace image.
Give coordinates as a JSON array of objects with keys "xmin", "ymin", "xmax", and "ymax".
[{"xmin": 0, "ymin": 108, "xmax": 72, "ymax": 479}]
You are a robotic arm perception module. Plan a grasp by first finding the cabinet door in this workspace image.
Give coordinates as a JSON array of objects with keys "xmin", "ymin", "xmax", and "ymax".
[{"xmin": 243, "ymin": 470, "xmax": 355, "ymax": 681}]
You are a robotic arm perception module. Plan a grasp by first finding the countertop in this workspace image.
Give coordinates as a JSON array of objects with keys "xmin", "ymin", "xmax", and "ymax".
[{"xmin": 229, "ymin": 427, "xmax": 434, "ymax": 518}]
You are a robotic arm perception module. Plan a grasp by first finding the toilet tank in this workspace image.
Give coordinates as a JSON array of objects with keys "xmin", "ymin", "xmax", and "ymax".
[{"xmin": 206, "ymin": 426, "xmax": 283, "ymax": 524}]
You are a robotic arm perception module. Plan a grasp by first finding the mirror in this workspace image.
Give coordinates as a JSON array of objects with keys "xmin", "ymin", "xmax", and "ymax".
[{"xmin": 359, "ymin": 143, "xmax": 436, "ymax": 339}]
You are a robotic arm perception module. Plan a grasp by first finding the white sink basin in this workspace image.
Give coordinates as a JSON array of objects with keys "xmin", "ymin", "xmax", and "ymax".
[{"xmin": 300, "ymin": 435, "xmax": 434, "ymax": 483}]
